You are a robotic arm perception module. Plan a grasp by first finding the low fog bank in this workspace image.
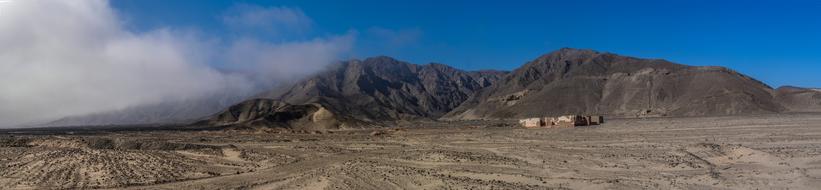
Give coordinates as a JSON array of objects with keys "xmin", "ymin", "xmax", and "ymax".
[{"xmin": 0, "ymin": 1, "xmax": 353, "ymax": 128}]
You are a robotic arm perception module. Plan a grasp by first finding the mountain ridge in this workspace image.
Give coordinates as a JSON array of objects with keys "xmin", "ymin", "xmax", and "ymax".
[
  {"xmin": 445, "ymin": 48, "xmax": 784, "ymax": 119},
  {"xmin": 44, "ymin": 48, "xmax": 819, "ymax": 128},
  {"xmin": 263, "ymin": 56, "xmax": 507, "ymax": 122}
]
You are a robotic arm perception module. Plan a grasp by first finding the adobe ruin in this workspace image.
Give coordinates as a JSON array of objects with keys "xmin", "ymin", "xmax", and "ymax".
[{"xmin": 518, "ymin": 115, "xmax": 604, "ymax": 128}]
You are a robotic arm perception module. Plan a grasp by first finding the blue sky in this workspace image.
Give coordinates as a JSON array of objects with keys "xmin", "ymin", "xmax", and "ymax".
[{"xmin": 111, "ymin": 0, "xmax": 821, "ymax": 88}]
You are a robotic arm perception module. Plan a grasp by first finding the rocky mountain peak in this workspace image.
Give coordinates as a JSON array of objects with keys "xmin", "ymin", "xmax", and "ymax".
[
  {"xmin": 445, "ymin": 49, "xmax": 784, "ymax": 120},
  {"xmin": 262, "ymin": 56, "xmax": 507, "ymax": 123}
]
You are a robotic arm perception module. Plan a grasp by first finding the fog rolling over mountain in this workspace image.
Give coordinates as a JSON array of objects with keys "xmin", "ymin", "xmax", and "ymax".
[
  {"xmin": 49, "ymin": 48, "xmax": 821, "ymax": 128},
  {"xmin": 44, "ymin": 56, "xmax": 506, "ymax": 128},
  {"xmin": 445, "ymin": 48, "xmax": 785, "ymax": 119},
  {"xmin": 45, "ymin": 91, "xmax": 251, "ymax": 127}
]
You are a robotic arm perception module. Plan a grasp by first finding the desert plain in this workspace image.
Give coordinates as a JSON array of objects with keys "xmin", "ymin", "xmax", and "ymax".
[{"xmin": 1, "ymin": 113, "xmax": 821, "ymax": 190}]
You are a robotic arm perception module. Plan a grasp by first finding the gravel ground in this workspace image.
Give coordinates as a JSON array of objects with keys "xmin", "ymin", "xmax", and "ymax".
[{"xmin": 1, "ymin": 113, "xmax": 821, "ymax": 189}]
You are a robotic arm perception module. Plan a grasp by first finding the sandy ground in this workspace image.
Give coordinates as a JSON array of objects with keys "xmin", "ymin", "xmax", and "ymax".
[{"xmin": 1, "ymin": 113, "xmax": 821, "ymax": 189}]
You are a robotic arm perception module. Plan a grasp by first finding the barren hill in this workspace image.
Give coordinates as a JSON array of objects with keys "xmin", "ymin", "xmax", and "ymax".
[
  {"xmin": 204, "ymin": 98, "xmax": 372, "ymax": 130},
  {"xmin": 259, "ymin": 56, "xmax": 506, "ymax": 122},
  {"xmin": 775, "ymin": 86, "xmax": 821, "ymax": 112},
  {"xmin": 445, "ymin": 48, "xmax": 785, "ymax": 119}
]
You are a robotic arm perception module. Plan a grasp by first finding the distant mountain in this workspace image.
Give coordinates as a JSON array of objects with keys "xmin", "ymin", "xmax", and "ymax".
[
  {"xmin": 260, "ymin": 56, "xmax": 506, "ymax": 122},
  {"xmin": 775, "ymin": 86, "xmax": 821, "ymax": 112},
  {"xmin": 45, "ymin": 92, "xmax": 249, "ymax": 127},
  {"xmin": 444, "ymin": 48, "xmax": 785, "ymax": 119}
]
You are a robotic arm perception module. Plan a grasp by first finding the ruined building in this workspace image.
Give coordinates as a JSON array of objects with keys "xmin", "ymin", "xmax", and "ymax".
[{"xmin": 518, "ymin": 115, "xmax": 604, "ymax": 128}]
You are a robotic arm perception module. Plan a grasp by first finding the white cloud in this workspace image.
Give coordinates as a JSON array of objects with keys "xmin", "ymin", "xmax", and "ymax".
[
  {"xmin": 0, "ymin": 0, "xmax": 352, "ymax": 127},
  {"xmin": 225, "ymin": 34, "xmax": 355, "ymax": 86}
]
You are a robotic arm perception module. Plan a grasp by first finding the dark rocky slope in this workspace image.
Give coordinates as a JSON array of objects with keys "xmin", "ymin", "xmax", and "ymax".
[
  {"xmin": 445, "ymin": 48, "xmax": 785, "ymax": 119},
  {"xmin": 261, "ymin": 56, "xmax": 506, "ymax": 122},
  {"xmin": 205, "ymin": 98, "xmax": 372, "ymax": 130}
]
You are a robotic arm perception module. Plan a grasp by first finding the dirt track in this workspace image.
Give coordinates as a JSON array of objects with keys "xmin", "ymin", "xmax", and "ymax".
[{"xmin": 2, "ymin": 113, "xmax": 821, "ymax": 189}]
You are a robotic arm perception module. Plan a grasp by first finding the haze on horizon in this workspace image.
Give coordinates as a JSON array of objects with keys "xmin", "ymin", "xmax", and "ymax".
[{"xmin": 1, "ymin": 0, "xmax": 820, "ymax": 127}]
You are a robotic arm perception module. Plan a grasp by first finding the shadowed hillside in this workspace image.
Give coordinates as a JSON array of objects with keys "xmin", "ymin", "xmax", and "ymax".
[
  {"xmin": 445, "ymin": 48, "xmax": 785, "ymax": 119},
  {"xmin": 261, "ymin": 56, "xmax": 506, "ymax": 122}
]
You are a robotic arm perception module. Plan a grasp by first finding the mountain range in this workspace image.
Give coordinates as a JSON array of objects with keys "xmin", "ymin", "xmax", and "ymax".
[{"xmin": 47, "ymin": 48, "xmax": 821, "ymax": 129}]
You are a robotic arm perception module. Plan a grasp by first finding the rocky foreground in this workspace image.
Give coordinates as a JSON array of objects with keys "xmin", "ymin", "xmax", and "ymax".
[{"xmin": 2, "ymin": 113, "xmax": 821, "ymax": 189}]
